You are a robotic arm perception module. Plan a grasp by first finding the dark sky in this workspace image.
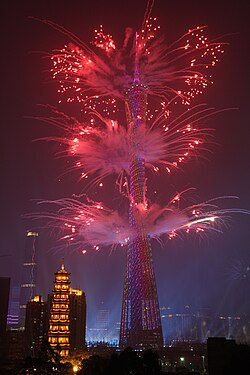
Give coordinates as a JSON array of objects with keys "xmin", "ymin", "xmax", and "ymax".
[{"xmin": 1, "ymin": 0, "xmax": 250, "ymax": 336}]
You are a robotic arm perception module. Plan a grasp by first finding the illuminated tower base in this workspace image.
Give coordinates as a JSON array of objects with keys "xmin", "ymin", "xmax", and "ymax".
[
  {"xmin": 119, "ymin": 83, "xmax": 163, "ymax": 350},
  {"xmin": 120, "ymin": 234, "xmax": 163, "ymax": 349}
]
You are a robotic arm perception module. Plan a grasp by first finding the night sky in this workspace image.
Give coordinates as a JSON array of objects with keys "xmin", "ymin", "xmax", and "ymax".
[{"xmin": 1, "ymin": 0, "xmax": 250, "ymax": 337}]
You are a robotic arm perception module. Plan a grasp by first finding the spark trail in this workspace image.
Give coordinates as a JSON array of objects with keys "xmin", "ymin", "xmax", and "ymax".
[
  {"xmin": 50, "ymin": 21, "xmax": 226, "ymax": 106},
  {"xmin": 32, "ymin": 6, "xmax": 246, "ymax": 263},
  {"xmin": 32, "ymin": 1, "xmax": 248, "ymax": 350},
  {"xmin": 33, "ymin": 9, "xmax": 246, "ymax": 254},
  {"xmin": 33, "ymin": 194, "xmax": 248, "ymax": 252},
  {"xmin": 36, "ymin": 104, "xmax": 216, "ymax": 181}
]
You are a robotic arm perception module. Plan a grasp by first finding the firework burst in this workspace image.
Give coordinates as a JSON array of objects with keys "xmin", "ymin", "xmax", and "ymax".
[
  {"xmin": 30, "ymin": 193, "xmax": 248, "ymax": 253},
  {"xmin": 47, "ymin": 18, "xmax": 227, "ymax": 107},
  {"xmin": 31, "ymin": 0, "xmax": 249, "ymax": 350},
  {"xmin": 35, "ymin": 102, "xmax": 218, "ymax": 182},
  {"xmin": 31, "ymin": 8, "xmax": 246, "ymax": 252}
]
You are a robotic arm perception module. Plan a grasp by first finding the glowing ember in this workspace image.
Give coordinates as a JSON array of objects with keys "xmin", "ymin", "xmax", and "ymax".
[{"xmin": 31, "ymin": 5, "xmax": 248, "ymax": 255}]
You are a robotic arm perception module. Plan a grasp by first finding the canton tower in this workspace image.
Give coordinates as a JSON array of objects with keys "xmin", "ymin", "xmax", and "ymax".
[{"xmin": 120, "ymin": 41, "xmax": 163, "ymax": 349}]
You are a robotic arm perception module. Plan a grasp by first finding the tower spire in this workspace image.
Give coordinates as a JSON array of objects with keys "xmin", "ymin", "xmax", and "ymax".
[{"xmin": 134, "ymin": 32, "xmax": 140, "ymax": 84}]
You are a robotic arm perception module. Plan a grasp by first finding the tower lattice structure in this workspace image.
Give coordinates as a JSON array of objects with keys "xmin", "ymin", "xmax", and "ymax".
[
  {"xmin": 19, "ymin": 231, "xmax": 38, "ymax": 329},
  {"xmin": 48, "ymin": 260, "xmax": 70, "ymax": 357},
  {"xmin": 119, "ymin": 80, "xmax": 163, "ymax": 349}
]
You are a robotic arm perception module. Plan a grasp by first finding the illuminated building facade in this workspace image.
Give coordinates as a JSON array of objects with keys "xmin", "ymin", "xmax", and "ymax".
[
  {"xmin": 7, "ymin": 286, "xmax": 20, "ymax": 328},
  {"xmin": 24, "ymin": 295, "xmax": 49, "ymax": 357},
  {"xmin": 48, "ymin": 260, "xmax": 70, "ymax": 357},
  {"xmin": 19, "ymin": 231, "xmax": 38, "ymax": 328},
  {"xmin": 69, "ymin": 288, "xmax": 86, "ymax": 353}
]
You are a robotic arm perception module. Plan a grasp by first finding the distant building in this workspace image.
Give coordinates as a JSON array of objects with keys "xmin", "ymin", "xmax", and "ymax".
[
  {"xmin": 0, "ymin": 277, "xmax": 10, "ymax": 360},
  {"xmin": 19, "ymin": 231, "xmax": 38, "ymax": 329},
  {"xmin": 88, "ymin": 302, "xmax": 110, "ymax": 342},
  {"xmin": 161, "ymin": 306, "xmax": 197, "ymax": 344},
  {"xmin": 216, "ymin": 315, "xmax": 242, "ymax": 340},
  {"xmin": 69, "ymin": 288, "xmax": 86, "ymax": 353},
  {"xmin": 24, "ymin": 295, "xmax": 49, "ymax": 357},
  {"xmin": 0, "ymin": 277, "xmax": 10, "ymax": 336},
  {"xmin": 48, "ymin": 260, "xmax": 70, "ymax": 357},
  {"xmin": 7, "ymin": 286, "xmax": 20, "ymax": 328},
  {"xmin": 96, "ymin": 304, "xmax": 109, "ymax": 336}
]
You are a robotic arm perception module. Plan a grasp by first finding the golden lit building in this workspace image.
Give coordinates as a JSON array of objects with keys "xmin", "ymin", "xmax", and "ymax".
[{"xmin": 48, "ymin": 260, "xmax": 70, "ymax": 357}]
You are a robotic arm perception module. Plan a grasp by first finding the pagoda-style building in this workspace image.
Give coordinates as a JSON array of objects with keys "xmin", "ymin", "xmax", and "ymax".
[{"xmin": 48, "ymin": 260, "xmax": 70, "ymax": 357}]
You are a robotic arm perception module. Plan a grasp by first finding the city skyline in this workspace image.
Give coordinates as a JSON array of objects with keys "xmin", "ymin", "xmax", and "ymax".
[
  {"xmin": 5, "ymin": 258, "xmax": 250, "ymax": 345},
  {"xmin": 1, "ymin": 0, "xmax": 250, "ymax": 341}
]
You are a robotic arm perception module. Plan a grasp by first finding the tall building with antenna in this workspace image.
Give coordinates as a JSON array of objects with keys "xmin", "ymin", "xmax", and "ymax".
[{"xmin": 19, "ymin": 231, "xmax": 38, "ymax": 329}]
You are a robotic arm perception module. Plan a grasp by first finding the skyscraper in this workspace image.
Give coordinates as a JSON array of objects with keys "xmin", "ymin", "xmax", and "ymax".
[
  {"xmin": 0, "ymin": 277, "xmax": 10, "ymax": 360},
  {"xmin": 24, "ymin": 295, "xmax": 49, "ymax": 357},
  {"xmin": 0, "ymin": 277, "xmax": 10, "ymax": 337},
  {"xmin": 69, "ymin": 288, "xmax": 86, "ymax": 353},
  {"xmin": 48, "ymin": 260, "xmax": 70, "ymax": 357},
  {"xmin": 19, "ymin": 231, "xmax": 38, "ymax": 329},
  {"xmin": 7, "ymin": 286, "xmax": 21, "ymax": 328}
]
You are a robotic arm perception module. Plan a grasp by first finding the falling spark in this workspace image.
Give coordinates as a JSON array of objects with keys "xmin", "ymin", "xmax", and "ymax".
[
  {"xmin": 48, "ymin": 19, "xmax": 227, "ymax": 106},
  {"xmin": 35, "ymin": 103, "xmax": 218, "ymax": 181},
  {"xmin": 30, "ymin": 7, "xmax": 249, "ymax": 256},
  {"xmin": 29, "ymin": 194, "xmax": 249, "ymax": 252}
]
